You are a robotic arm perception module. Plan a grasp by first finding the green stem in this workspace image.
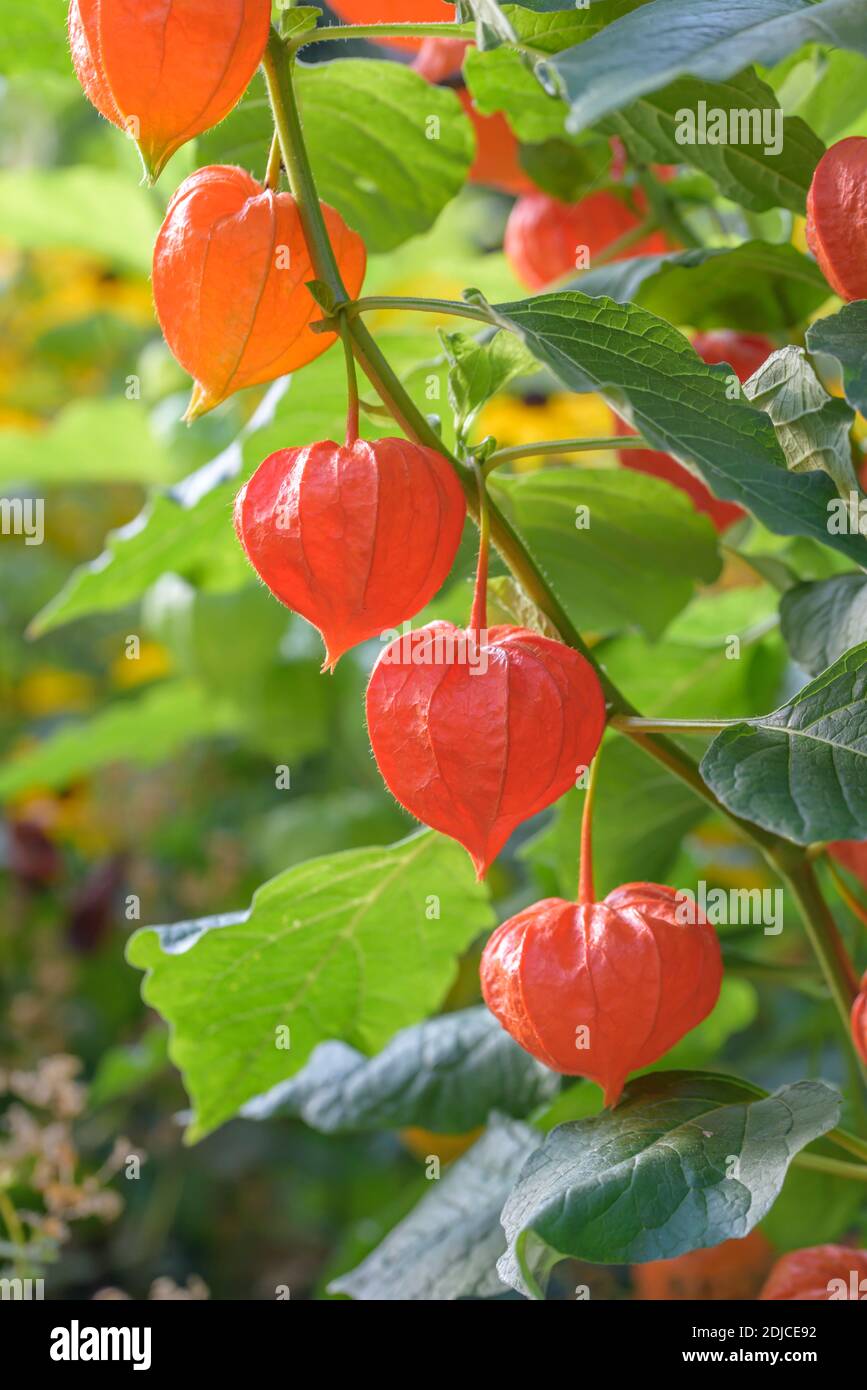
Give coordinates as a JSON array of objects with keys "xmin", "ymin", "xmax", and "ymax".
[
  {"xmin": 578, "ymin": 752, "xmax": 601, "ymax": 905},
  {"xmin": 826, "ymin": 1125, "xmax": 867, "ymax": 1165},
  {"xmin": 484, "ymin": 435, "xmax": 647, "ymax": 473},
  {"xmin": 791, "ymin": 1152, "xmax": 867, "ymax": 1183},
  {"xmin": 825, "ymin": 855, "xmax": 867, "ymax": 932},
  {"xmin": 470, "ymin": 461, "xmax": 490, "ymax": 639},
  {"xmin": 288, "ymin": 21, "xmax": 468, "ymax": 53},
  {"xmin": 610, "ymin": 715, "xmax": 737, "ymax": 736},
  {"xmin": 264, "ymin": 130, "xmax": 282, "ymax": 190},
  {"xmin": 260, "ymin": 27, "xmax": 866, "ymax": 1099},
  {"xmin": 350, "ymin": 294, "xmax": 492, "ymax": 323}
]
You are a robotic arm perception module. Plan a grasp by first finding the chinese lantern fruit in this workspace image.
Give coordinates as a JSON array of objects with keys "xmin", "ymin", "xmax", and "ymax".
[
  {"xmin": 480, "ymin": 882, "xmax": 722, "ymax": 1103},
  {"xmin": 366, "ymin": 625, "xmax": 605, "ymax": 878},
  {"xmin": 68, "ymin": 0, "xmax": 271, "ymax": 182},
  {"xmin": 153, "ymin": 166, "xmax": 366, "ymax": 419},
  {"xmin": 616, "ymin": 330, "xmax": 775, "ymax": 532},
  {"xmin": 633, "ymin": 1232, "xmax": 775, "ymax": 1301},
  {"xmin": 234, "ymin": 437, "xmax": 465, "ymax": 669},
  {"xmin": 806, "ymin": 137, "xmax": 867, "ymax": 301},
  {"xmin": 852, "ymin": 972, "xmax": 867, "ymax": 1066},
  {"xmin": 458, "ymin": 90, "xmax": 534, "ymax": 197},
  {"xmin": 760, "ymin": 1245, "xmax": 867, "ymax": 1300},
  {"xmin": 504, "ymin": 190, "xmax": 670, "ymax": 291},
  {"xmin": 329, "ymin": 0, "xmax": 455, "ymax": 50}
]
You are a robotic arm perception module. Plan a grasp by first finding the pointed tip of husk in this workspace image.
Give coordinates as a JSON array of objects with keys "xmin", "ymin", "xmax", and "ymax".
[{"xmin": 183, "ymin": 382, "xmax": 219, "ymax": 424}]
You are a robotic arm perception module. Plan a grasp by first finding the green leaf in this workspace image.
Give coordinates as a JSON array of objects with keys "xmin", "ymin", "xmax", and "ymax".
[
  {"xmin": 200, "ymin": 65, "xmax": 473, "ymax": 253},
  {"xmin": 742, "ymin": 346, "xmax": 858, "ymax": 498},
  {"xmin": 488, "ymin": 291, "xmax": 867, "ymax": 566},
  {"xmin": 127, "ymin": 831, "xmax": 495, "ymax": 1140},
  {"xmin": 780, "ymin": 574, "xmax": 867, "ymax": 676},
  {"xmin": 330, "ymin": 1117, "xmax": 539, "ymax": 1301},
  {"xmin": 700, "ymin": 643, "xmax": 867, "ymax": 843},
  {"xmin": 0, "ymin": 168, "xmax": 160, "ymax": 272},
  {"xmin": 602, "ymin": 70, "xmax": 824, "ymax": 213},
  {"xmin": 807, "ymin": 301, "xmax": 867, "ymax": 418},
  {"xmin": 486, "ymin": 575, "xmax": 561, "ymax": 638},
  {"xmin": 440, "ymin": 329, "xmax": 537, "ymax": 439},
  {"xmin": 0, "ymin": 400, "xmax": 174, "ymax": 486},
  {"xmin": 242, "ymin": 1007, "xmax": 558, "ymax": 1132},
  {"xmin": 552, "ymin": 0, "xmax": 867, "ymax": 134},
  {"xmin": 575, "ymin": 242, "xmax": 829, "ymax": 333},
  {"xmin": 781, "ymin": 47, "xmax": 867, "ymax": 144},
  {"xmin": 89, "ymin": 1030, "xmax": 170, "ymax": 1108},
  {"xmin": 517, "ymin": 135, "xmax": 611, "ymax": 202},
  {"xmin": 277, "ymin": 4, "xmax": 322, "ymax": 40},
  {"xmin": 0, "ymin": 682, "xmax": 239, "ymax": 802},
  {"xmin": 497, "ymin": 1070, "xmax": 840, "ymax": 1297},
  {"xmin": 489, "ymin": 466, "xmax": 721, "ymax": 639},
  {"xmin": 463, "ymin": 0, "xmax": 648, "ymax": 141}
]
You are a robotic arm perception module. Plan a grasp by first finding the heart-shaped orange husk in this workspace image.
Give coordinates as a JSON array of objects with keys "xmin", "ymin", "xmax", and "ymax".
[
  {"xmin": 759, "ymin": 1245, "xmax": 867, "ymax": 1301},
  {"xmin": 806, "ymin": 137, "xmax": 867, "ymax": 302},
  {"xmin": 153, "ymin": 165, "xmax": 366, "ymax": 419},
  {"xmin": 234, "ymin": 437, "xmax": 466, "ymax": 669},
  {"xmin": 366, "ymin": 623, "xmax": 606, "ymax": 877},
  {"xmin": 68, "ymin": 0, "xmax": 272, "ymax": 182},
  {"xmin": 481, "ymin": 882, "xmax": 722, "ymax": 1105}
]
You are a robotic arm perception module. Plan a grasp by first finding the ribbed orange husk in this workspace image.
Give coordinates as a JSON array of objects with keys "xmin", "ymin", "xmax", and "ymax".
[
  {"xmin": 480, "ymin": 883, "xmax": 722, "ymax": 1103},
  {"xmin": 759, "ymin": 1244, "xmax": 867, "ymax": 1300},
  {"xmin": 458, "ymin": 90, "xmax": 534, "ymax": 197},
  {"xmin": 633, "ymin": 1231, "xmax": 775, "ymax": 1301},
  {"xmin": 234, "ymin": 438, "xmax": 466, "ymax": 668},
  {"xmin": 806, "ymin": 137, "xmax": 867, "ymax": 302},
  {"xmin": 152, "ymin": 166, "xmax": 366, "ymax": 418},
  {"xmin": 329, "ymin": 0, "xmax": 455, "ymax": 50},
  {"xmin": 852, "ymin": 973, "xmax": 867, "ymax": 1067},
  {"xmin": 504, "ymin": 189, "xmax": 671, "ymax": 290},
  {"xmin": 366, "ymin": 625, "xmax": 606, "ymax": 878},
  {"xmin": 68, "ymin": 0, "xmax": 271, "ymax": 181}
]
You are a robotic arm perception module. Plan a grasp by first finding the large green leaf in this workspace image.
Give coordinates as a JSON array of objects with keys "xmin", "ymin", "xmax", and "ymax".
[
  {"xmin": 242, "ymin": 1007, "xmax": 558, "ymax": 1132},
  {"xmin": 0, "ymin": 682, "xmax": 238, "ymax": 802},
  {"xmin": 497, "ymin": 1070, "xmax": 840, "ymax": 1297},
  {"xmin": 330, "ymin": 1117, "xmax": 538, "ymax": 1301},
  {"xmin": 200, "ymin": 64, "xmax": 473, "ymax": 253},
  {"xmin": 552, "ymin": 0, "xmax": 867, "ymax": 134},
  {"xmin": 489, "ymin": 467, "xmax": 721, "ymax": 639},
  {"xmin": 807, "ymin": 302, "xmax": 867, "ymax": 418},
  {"xmin": 575, "ymin": 242, "xmax": 829, "ymax": 332},
  {"xmin": 780, "ymin": 574, "xmax": 867, "ymax": 675},
  {"xmin": 463, "ymin": 1, "xmax": 651, "ymax": 141},
  {"xmin": 0, "ymin": 168, "xmax": 160, "ymax": 272},
  {"xmin": 127, "ymin": 831, "xmax": 495, "ymax": 1140},
  {"xmin": 700, "ymin": 643, "xmax": 867, "ymax": 843},
  {"xmin": 742, "ymin": 346, "xmax": 858, "ymax": 498},
  {"xmin": 486, "ymin": 294, "xmax": 867, "ymax": 565},
  {"xmin": 602, "ymin": 70, "xmax": 824, "ymax": 213}
]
